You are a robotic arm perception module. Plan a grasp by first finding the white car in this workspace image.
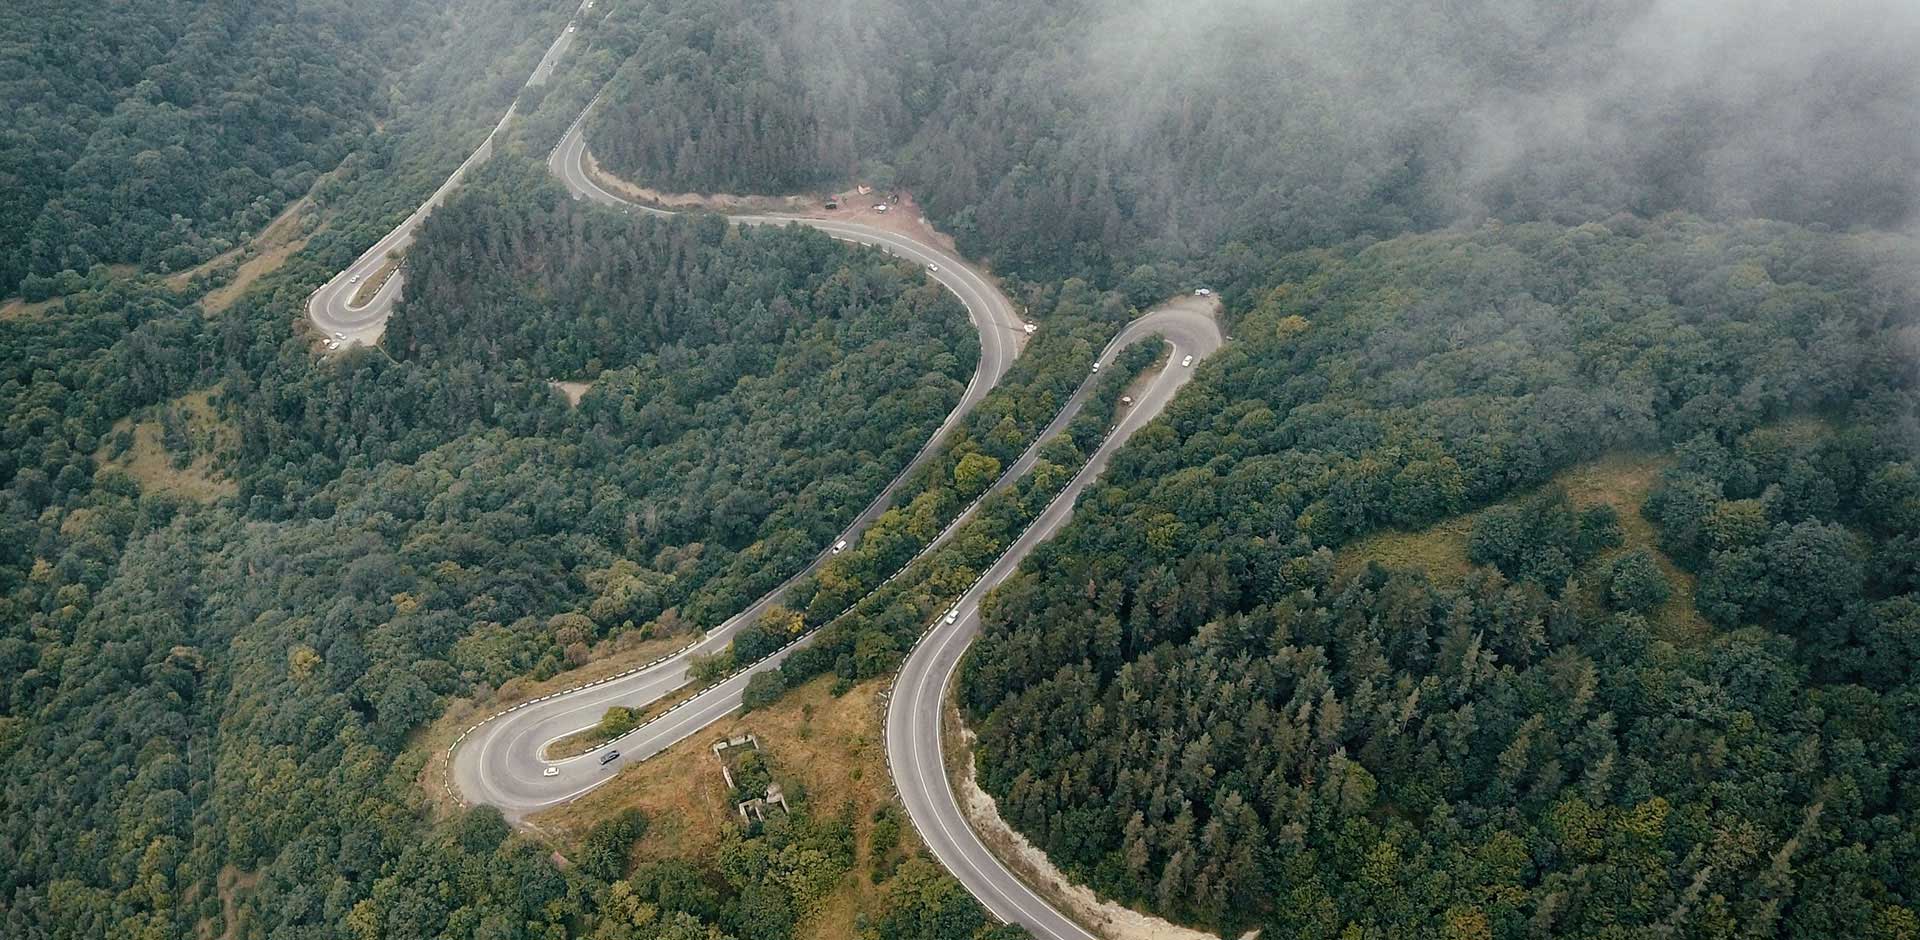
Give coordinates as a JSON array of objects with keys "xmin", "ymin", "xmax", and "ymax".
[
  {"xmin": 1092, "ymin": 361, "xmax": 1100, "ymax": 372},
  {"xmin": 326, "ymin": 340, "xmax": 339, "ymax": 350},
  {"xmin": 1194, "ymin": 287, "xmax": 1211, "ymax": 296},
  {"xmin": 333, "ymin": 331, "xmax": 344, "ymax": 340},
  {"xmin": 1023, "ymin": 322, "xmax": 1037, "ymax": 334},
  {"xmin": 349, "ymin": 275, "xmax": 360, "ymax": 283},
  {"xmin": 543, "ymin": 766, "xmax": 559, "ymax": 777},
  {"xmin": 567, "ymin": 25, "xmax": 576, "ymax": 32},
  {"xmin": 873, "ymin": 204, "xmax": 888, "ymax": 212},
  {"xmin": 1182, "ymin": 355, "xmax": 1194, "ymax": 367},
  {"xmin": 944, "ymin": 607, "xmax": 959, "ymax": 625},
  {"xmin": 926, "ymin": 263, "xmax": 939, "ymax": 272},
  {"xmin": 832, "ymin": 539, "xmax": 848, "ymax": 554}
]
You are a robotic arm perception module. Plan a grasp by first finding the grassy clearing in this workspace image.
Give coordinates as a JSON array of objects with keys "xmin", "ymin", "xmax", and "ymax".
[
  {"xmin": 541, "ymin": 681, "xmax": 709, "ymax": 760},
  {"xmin": 171, "ymin": 197, "xmax": 314, "ymax": 314},
  {"xmin": 1335, "ymin": 451, "xmax": 1710, "ymax": 644},
  {"xmin": 351, "ymin": 259, "xmax": 400, "ymax": 306},
  {"xmin": 412, "ymin": 629, "xmax": 700, "ymax": 814},
  {"xmin": 551, "ymin": 380, "xmax": 593, "ymax": 407},
  {"xmin": 1335, "ymin": 513, "xmax": 1477, "ymax": 584},
  {"xmin": 194, "ymin": 865, "xmax": 260, "ymax": 940},
  {"xmin": 0, "ymin": 295, "xmax": 59, "ymax": 322},
  {"xmin": 93, "ymin": 387, "xmax": 237, "ymax": 503},
  {"xmin": 529, "ymin": 674, "xmax": 902, "ymax": 940}
]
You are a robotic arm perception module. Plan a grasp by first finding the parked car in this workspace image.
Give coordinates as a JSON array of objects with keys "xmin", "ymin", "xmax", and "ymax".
[
  {"xmin": 1092, "ymin": 361, "xmax": 1100, "ymax": 372},
  {"xmin": 1194, "ymin": 287, "xmax": 1211, "ymax": 296},
  {"xmin": 832, "ymin": 539, "xmax": 848, "ymax": 554}
]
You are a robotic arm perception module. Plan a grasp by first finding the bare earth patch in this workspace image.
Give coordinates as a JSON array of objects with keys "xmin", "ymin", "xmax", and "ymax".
[
  {"xmin": 1334, "ymin": 451, "xmax": 1710, "ymax": 643},
  {"xmin": 943, "ymin": 699, "xmax": 1224, "ymax": 940},
  {"xmin": 351, "ymin": 259, "xmax": 400, "ymax": 306},
  {"xmin": 528, "ymin": 675, "xmax": 900, "ymax": 940},
  {"xmin": 171, "ymin": 197, "xmax": 313, "ymax": 314},
  {"xmin": 582, "ymin": 151, "xmax": 970, "ymax": 268},
  {"xmin": 94, "ymin": 388, "xmax": 237, "ymax": 503},
  {"xmin": 551, "ymin": 379, "xmax": 594, "ymax": 407}
]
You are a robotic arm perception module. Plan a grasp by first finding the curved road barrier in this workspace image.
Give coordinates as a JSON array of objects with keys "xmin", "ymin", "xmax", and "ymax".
[
  {"xmin": 308, "ymin": 1, "xmax": 591, "ymax": 345},
  {"xmin": 885, "ymin": 298, "xmax": 1221, "ymax": 940},
  {"xmin": 445, "ymin": 103, "xmax": 1028, "ymax": 816},
  {"xmin": 309, "ymin": 11, "xmax": 1227, "ymax": 933}
]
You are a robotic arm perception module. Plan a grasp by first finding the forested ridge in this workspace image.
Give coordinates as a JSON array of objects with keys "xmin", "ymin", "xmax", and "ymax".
[
  {"xmin": 0, "ymin": 136, "xmax": 992, "ymax": 936},
  {"xmin": 5, "ymin": 0, "xmax": 1920, "ymax": 937},
  {"xmin": 588, "ymin": 0, "xmax": 1920, "ymax": 287},
  {"xmin": 956, "ymin": 216, "xmax": 1920, "ymax": 936},
  {"xmin": 5, "ymin": 0, "xmax": 426, "ymax": 292},
  {"xmin": 2, "ymin": 0, "xmax": 579, "ymax": 301}
]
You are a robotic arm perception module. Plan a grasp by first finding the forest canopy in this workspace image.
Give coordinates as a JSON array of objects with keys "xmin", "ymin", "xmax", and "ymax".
[
  {"xmin": 4, "ymin": 0, "xmax": 1919, "ymax": 938},
  {"xmin": 588, "ymin": 0, "xmax": 1920, "ymax": 285},
  {"xmin": 956, "ymin": 215, "xmax": 1920, "ymax": 936}
]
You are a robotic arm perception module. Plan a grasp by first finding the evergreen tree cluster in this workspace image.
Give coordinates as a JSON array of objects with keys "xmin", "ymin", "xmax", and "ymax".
[{"xmin": 956, "ymin": 215, "xmax": 1920, "ymax": 935}]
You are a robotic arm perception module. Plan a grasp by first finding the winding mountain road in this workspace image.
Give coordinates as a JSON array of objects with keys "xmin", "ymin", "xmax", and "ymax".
[
  {"xmin": 312, "ymin": 11, "xmax": 1227, "ymax": 933},
  {"xmin": 887, "ymin": 297, "xmax": 1221, "ymax": 940},
  {"xmin": 307, "ymin": 3, "xmax": 591, "ymax": 345},
  {"xmin": 447, "ymin": 103, "xmax": 1030, "ymax": 816},
  {"xmin": 484, "ymin": 97, "xmax": 1225, "ymax": 940}
]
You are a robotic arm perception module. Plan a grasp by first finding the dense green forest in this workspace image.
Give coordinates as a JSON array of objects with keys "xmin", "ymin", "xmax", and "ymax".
[
  {"xmin": 956, "ymin": 216, "xmax": 1920, "ymax": 936},
  {"xmin": 6, "ymin": 0, "xmax": 432, "ymax": 292},
  {"xmin": 0, "ymin": 117, "xmax": 997, "ymax": 940},
  {"xmin": 588, "ymin": 0, "xmax": 1920, "ymax": 285},
  {"xmin": 587, "ymin": 0, "xmax": 923, "ymax": 194},
  {"xmin": 6, "ymin": 0, "xmax": 1920, "ymax": 937}
]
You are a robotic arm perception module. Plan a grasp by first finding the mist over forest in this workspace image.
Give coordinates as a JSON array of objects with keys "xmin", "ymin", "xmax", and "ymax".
[
  {"xmin": 593, "ymin": 0, "xmax": 1920, "ymax": 280},
  {"xmin": 5, "ymin": 1, "xmax": 1920, "ymax": 939}
]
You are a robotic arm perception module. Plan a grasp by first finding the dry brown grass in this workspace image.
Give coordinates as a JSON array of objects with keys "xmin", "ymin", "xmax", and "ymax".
[
  {"xmin": 0, "ymin": 295, "xmax": 57, "ymax": 322},
  {"xmin": 1334, "ymin": 451, "xmax": 1710, "ymax": 643},
  {"xmin": 94, "ymin": 388, "xmax": 237, "ymax": 503},
  {"xmin": 351, "ymin": 259, "xmax": 400, "ymax": 306},
  {"xmin": 193, "ymin": 865, "xmax": 260, "ymax": 940},
  {"xmin": 172, "ymin": 198, "xmax": 313, "ymax": 314},
  {"xmin": 1555, "ymin": 453, "xmax": 1711, "ymax": 643},
  {"xmin": 1335, "ymin": 513, "xmax": 1478, "ymax": 584},
  {"xmin": 528, "ymin": 674, "xmax": 900, "ymax": 939},
  {"xmin": 4, "ymin": 265, "xmax": 136, "ymax": 321},
  {"xmin": 551, "ymin": 380, "xmax": 594, "ymax": 407},
  {"xmin": 413, "ymin": 629, "xmax": 699, "ymax": 814},
  {"xmin": 542, "ymin": 681, "xmax": 707, "ymax": 760}
]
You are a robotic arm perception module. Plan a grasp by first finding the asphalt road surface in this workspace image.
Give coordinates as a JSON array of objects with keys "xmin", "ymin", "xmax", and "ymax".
[
  {"xmin": 455, "ymin": 292, "xmax": 1218, "ymax": 839},
  {"xmin": 425, "ymin": 73, "xmax": 1225, "ymax": 940},
  {"xmin": 886, "ymin": 296, "xmax": 1223, "ymax": 940},
  {"xmin": 450, "ymin": 106, "xmax": 1028, "ymax": 819},
  {"xmin": 306, "ymin": 1, "xmax": 591, "ymax": 346}
]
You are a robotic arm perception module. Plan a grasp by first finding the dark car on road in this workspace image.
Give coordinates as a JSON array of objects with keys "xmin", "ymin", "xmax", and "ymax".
[{"xmin": 599, "ymin": 750, "xmax": 620, "ymax": 766}]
